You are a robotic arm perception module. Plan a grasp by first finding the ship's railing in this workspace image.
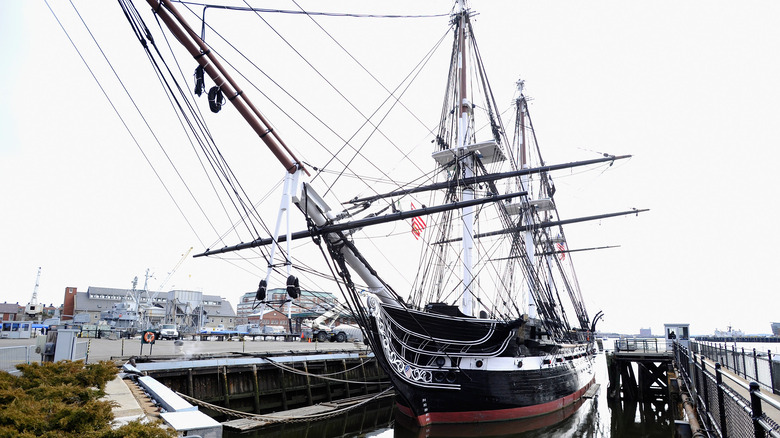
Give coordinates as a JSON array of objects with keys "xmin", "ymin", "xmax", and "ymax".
[
  {"xmin": 693, "ymin": 341, "xmax": 778, "ymax": 395},
  {"xmin": 614, "ymin": 337, "xmax": 661, "ymax": 353},
  {"xmin": 675, "ymin": 343, "xmax": 780, "ymax": 438},
  {"xmin": 0, "ymin": 345, "xmax": 38, "ymax": 374}
]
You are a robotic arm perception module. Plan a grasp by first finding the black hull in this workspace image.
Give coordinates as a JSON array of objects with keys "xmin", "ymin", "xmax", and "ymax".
[
  {"xmin": 365, "ymin": 298, "xmax": 596, "ymax": 425},
  {"xmin": 392, "ymin": 359, "xmax": 595, "ymax": 424}
]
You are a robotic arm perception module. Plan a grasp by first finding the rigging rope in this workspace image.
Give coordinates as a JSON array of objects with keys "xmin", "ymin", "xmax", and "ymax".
[
  {"xmin": 48, "ymin": 0, "xmax": 208, "ymax": 249},
  {"xmin": 176, "ymin": 387, "xmax": 394, "ymax": 424},
  {"xmin": 172, "ymin": 1, "xmax": 450, "ymax": 220},
  {"xmin": 175, "ymin": 1, "xmax": 450, "ymax": 19},
  {"xmin": 263, "ymin": 357, "xmax": 390, "ymax": 385}
]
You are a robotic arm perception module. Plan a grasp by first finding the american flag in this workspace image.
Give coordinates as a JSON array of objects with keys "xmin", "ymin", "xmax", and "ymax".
[
  {"xmin": 410, "ymin": 202, "xmax": 427, "ymax": 240},
  {"xmin": 555, "ymin": 242, "xmax": 566, "ymax": 260}
]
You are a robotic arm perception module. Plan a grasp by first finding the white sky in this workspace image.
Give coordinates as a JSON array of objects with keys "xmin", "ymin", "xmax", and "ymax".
[{"xmin": 2, "ymin": 0, "xmax": 779, "ymax": 336}]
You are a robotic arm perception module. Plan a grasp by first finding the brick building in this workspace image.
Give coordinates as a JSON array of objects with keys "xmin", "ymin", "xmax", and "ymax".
[
  {"xmin": 236, "ymin": 288, "xmax": 337, "ymax": 324},
  {"xmin": 246, "ymin": 308, "xmax": 289, "ymax": 329},
  {"xmin": 0, "ymin": 303, "xmax": 20, "ymax": 321}
]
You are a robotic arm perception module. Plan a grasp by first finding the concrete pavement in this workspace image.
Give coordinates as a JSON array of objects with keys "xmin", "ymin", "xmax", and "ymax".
[{"xmin": 0, "ymin": 335, "xmax": 367, "ymax": 363}]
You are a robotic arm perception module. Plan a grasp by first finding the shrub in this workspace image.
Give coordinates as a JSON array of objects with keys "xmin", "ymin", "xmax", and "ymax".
[{"xmin": 0, "ymin": 360, "xmax": 175, "ymax": 438}]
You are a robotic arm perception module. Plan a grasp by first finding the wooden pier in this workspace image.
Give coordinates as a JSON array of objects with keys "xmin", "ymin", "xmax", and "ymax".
[{"xmin": 606, "ymin": 339, "xmax": 674, "ymax": 402}]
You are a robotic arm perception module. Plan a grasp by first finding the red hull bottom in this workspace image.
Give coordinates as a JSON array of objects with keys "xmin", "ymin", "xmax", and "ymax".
[{"xmin": 396, "ymin": 376, "xmax": 596, "ymax": 426}]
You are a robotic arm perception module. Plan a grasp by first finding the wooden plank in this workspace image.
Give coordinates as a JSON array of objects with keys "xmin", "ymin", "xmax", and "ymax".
[
  {"xmin": 583, "ymin": 383, "xmax": 600, "ymax": 399},
  {"xmin": 223, "ymin": 418, "xmax": 269, "ymax": 431},
  {"xmin": 269, "ymin": 404, "xmax": 337, "ymax": 417}
]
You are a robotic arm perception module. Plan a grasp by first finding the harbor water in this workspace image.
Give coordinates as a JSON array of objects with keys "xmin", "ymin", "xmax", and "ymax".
[{"xmin": 225, "ymin": 348, "xmax": 677, "ymax": 438}]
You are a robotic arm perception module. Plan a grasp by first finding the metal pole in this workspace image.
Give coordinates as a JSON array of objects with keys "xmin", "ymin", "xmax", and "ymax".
[
  {"xmin": 701, "ymin": 356, "xmax": 710, "ymax": 430},
  {"xmin": 732, "ymin": 344, "xmax": 736, "ymax": 373},
  {"xmin": 769, "ymin": 351, "xmax": 777, "ymax": 395},
  {"xmin": 715, "ymin": 363, "xmax": 728, "ymax": 437},
  {"xmin": 693, "ymin": 353, "xmax": 701, "ymax": 411},
  {"xmin": 753, "ymin": 348, "xmax": 759, "ymax": 382},
  {"xmin": 749, "ymin": 381, "xmax": 766, "ymax": 438}
]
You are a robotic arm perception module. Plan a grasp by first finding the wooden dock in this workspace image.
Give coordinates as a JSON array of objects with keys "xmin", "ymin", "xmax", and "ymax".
[{"xmin": 130, "ymin": 350, "xmax": 390, "ymax": 423}]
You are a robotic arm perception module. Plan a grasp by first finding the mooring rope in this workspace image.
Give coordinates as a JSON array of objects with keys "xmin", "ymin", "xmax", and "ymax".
[
  {"xmin": 263, "ymin": 357, "xmax": 391, "ymax": 385},
  {"xmin": 176, "ymin": 387, "xmax": 395, "ymax": 424}
]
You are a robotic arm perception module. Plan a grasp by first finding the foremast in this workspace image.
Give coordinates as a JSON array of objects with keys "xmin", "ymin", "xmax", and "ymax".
[
  {"xmin": 428, "ymin": 3, "xmax": 510, "ymax": 318},
  {"xmin": 516, "ymin": 79, "xmax": 538, "ymax": 320}
]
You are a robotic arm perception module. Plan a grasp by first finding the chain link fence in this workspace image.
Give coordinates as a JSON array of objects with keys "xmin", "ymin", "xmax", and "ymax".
[
  {"xmin": 1, "ymin": 337, "xmax": 89, "ymax": 374},
  {"xmin": 676, "ymin": 343, "xmax": 780, "ymax": 437},
  {"xmin": 0, "ymin": 345, "xmax": 38, "ymax": 374},
  {"xmin": 694, "ymin": 341, "xmax": 778, "ymax": 395}
]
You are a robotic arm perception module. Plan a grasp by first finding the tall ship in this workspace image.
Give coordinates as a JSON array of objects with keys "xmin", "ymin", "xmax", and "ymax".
[{"xmin": 102, "ymin": 0, "xmax": 643, "ymax": 425}]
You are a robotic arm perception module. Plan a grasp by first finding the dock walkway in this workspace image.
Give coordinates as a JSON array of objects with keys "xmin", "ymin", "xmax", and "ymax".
[
  {"xmin": 697, "ymin": 354, "xmax": 780, "ymax": 426},
  {"xmin": 100, "ymin": 376, "xmax": 150, "ymax": 427}
]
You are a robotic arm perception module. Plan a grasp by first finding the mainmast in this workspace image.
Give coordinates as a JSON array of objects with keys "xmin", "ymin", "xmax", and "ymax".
[{"xmin": 457, "ymin": 1, "xmax": 475, "ymax": 316}]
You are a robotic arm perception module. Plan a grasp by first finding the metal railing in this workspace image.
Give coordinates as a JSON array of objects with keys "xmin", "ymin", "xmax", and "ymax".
[
  {"xmin": 675, "ymin": 343, "xmax": 780, "ymax": 437},
  {"xmin": 614, "ymin": 337, "xmax": 662, "ymax": 353},
  {"xmin": 693, "ymin": 341, "xmax": 778, "ymax": 395},
  {"xmin": 0, "ymin": 345, "xmax": 38, "ymax": 374}
]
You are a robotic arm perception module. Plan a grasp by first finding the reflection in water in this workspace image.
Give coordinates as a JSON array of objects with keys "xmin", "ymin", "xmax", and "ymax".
[
  {"xmin": 393, "ymin": 353, "xmax": 674, "ymax": 437},
  {"xmin": 222, "ymin": 353, "xmax": 676, "ymax": 437},
  {"xmin": 222, "ymin": 397, "xmax": 396, "ymax": 438},
  {"xmin": 394, "ymin": 397, "xmax": 594, "ymax": 437},
  {"xmin": 608, "ymin": 396, "xmax": 675, "ymax": 437}
]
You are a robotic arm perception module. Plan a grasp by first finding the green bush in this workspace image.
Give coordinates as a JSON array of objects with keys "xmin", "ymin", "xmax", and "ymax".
[{"xmin": 0, "ymin": 360, "xmax": 175, "ymax": 438}]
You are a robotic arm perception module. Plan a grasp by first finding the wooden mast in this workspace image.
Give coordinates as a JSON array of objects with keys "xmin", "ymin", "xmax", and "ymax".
[{"xmin": 457, "ymin": 1, "xmax": 475, "ymax": 316}]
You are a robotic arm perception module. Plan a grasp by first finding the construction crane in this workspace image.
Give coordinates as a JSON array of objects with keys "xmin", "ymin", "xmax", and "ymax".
[
  {"xmin": 306, "ymin": 304, "xmax": 362, "ymax": 343},
  {"xmin": 25, "ymin": 267, "xmax": 43, "ymax": 319},
  {"xmin": 152, "ymin": 247, "xmax": 193, "ymax": 299}
]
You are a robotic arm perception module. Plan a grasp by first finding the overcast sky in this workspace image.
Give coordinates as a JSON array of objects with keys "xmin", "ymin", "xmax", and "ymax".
[{"xmin": 2, "ymin": 0, "xmax": 779, "ymax": 336}]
